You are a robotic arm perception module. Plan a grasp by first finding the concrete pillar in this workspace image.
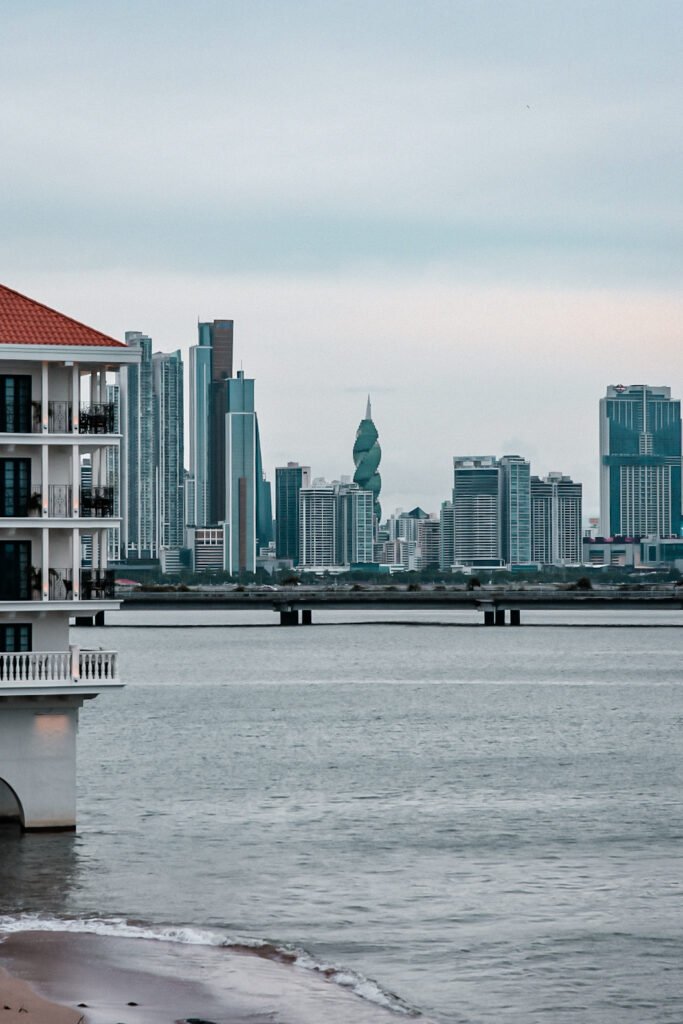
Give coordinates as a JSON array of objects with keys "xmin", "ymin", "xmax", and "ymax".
[
  {"xmin": 71, "ymin": 365, "xmax": 79, "ymax": 433},
  {"xmin": 484, "ymin": 609, "xmax": 495, "ymax": 626},
  {"xmin": 41, "ymin": 361, "xmax": 48, "ymax": 433},
  {"xmin": 510, "ymin": 609, "xmax": 521, "ymax": 626},
  {"xmin": 301, "ymin": 609, "xmax": 313, "ymax": 625},
  {"xmin": 280, "ymin": 609, "xmax": 299, "ymax": 626},
  {"xmin": 0, "ymin": 700, "xmax": 81, "ymax": 831},
  {"xmin": 495, "ymin": 609, "xmax": 506, "ymax": 627}
]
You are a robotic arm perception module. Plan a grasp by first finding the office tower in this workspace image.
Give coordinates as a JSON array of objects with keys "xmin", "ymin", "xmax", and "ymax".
[
  {"xmin": 387, "ymin": 507, "xmax": 428, "ymax": 543},
  {"xmin": 531, "ymin": 472, "xmax": 583, "ymax": 565},
  {"xmin": 299, "ymin": 481, "xmax": 338, "ymax": 569},
  {"xmin": 452, "ymin": 457, "xmax": 503, "ymax": 566},
  {"xmin": 189, "ymin": 320, "xmax": 234, "ymax": 529},
  {"xmin": 416, "ymin": 517, "xmax": 441, "ymax": 570},
  {"xmin": 122, "ymin": 331, "xmax": 155, "ymax": 558},
  {"xmin": 223, "ymin": 370, "xmax": 272, "ymax": 573},
  {"xmin": 600, "ymin": 385, "xmax": 682, "ymax": 537},
  {"xmin": 189, "ymin": 331, "xmax": 212, "ymax": 529},
  {"xmin": 153, "ymin": 350, "xmax": 185, "ymax": 552},
  {"xmin": 500, "ymin": 455, "xmax": 531, "ymax": 565},
  {"xmin": 439, "ymin": 501, "xmax": 456, "ymax": 569},
  {"xmin": 338, "ymin": 483, "xmax": 374, "ymax": 564},
  {"xmin": 353, "ymin": 396, "xmax": 382, "ymax": 523},
  {"xmin": 298, "ymin": 480, "xmax": 374, "ymax": 569},
  {"xmin": 0, "ymin": 281, "xmax": 133, "ymax": 829},
  {"xmin": 276, "ymin": 462, "xmax": 311, "ymax": 563}
]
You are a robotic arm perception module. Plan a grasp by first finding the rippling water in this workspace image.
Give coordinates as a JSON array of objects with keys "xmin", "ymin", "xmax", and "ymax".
[{"xmin": 2, "ymin": 610, "xmax": 682, "ymax": 1022}]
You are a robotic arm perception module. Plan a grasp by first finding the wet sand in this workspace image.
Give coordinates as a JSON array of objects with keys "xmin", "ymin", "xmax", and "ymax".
[{"xmin": 0, "ymin": 931, "xmax": 407, "ymax": 1024}]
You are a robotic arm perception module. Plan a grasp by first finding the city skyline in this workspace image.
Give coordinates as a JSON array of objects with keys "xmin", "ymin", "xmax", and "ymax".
[{"xmin": 2, "ymin": 2, "xmax": 680, "ymax": 518}]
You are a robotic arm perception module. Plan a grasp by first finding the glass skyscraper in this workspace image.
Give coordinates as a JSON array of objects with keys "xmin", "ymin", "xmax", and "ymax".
[
  {"xmin": 599, "ymin": 385, "xmax": 682, "ymax": 538},
  {"xmin": 451, "ymin": 456, "xmax": 503, "ymax": 566},
  {"xmin": 153, "ymin": 350, "xmax": 185, "ymax": 551},
  {"xmin": 123, "ymin": 331, "xmax": 155, "ymax": 559},
  {"xmin": 500, "ymin": 455, "xmax": 531, "ymax": 566},
  {"xmin": 276, "ymin": 462, "xmax": 311, "ymax": 563}
]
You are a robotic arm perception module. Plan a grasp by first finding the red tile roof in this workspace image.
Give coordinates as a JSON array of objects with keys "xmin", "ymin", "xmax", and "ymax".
[{"xmin": 0, "ymin": 283, "xmax": 124, "ymax": 347}]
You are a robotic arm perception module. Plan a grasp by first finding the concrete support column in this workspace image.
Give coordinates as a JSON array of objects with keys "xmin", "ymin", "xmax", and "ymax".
[
  {"xmin": 510, "ymin": 609, "xmax": 521, "ymax": 626},
  {"xmin": 40, "ymin": 444, "xmax": 48, "ymax": 516},
  {"xmin": 71, "ymin": 365, "xmax": 79, "ymax": 433},
  {"xmin": 484, "ymin": 609, "xmax": 495, "ymax": 626},
  {"xmin": 41, "ymin": 362, "xmax": 48, "ymax": 433},
  {"xmin": 495, "ymin": 609, "xmax": 506, "ymax": 627},
  {"xmin": 41, "ymin": 527, "xmax": 49, "ymax": 601},
  {"xmin": 301, "ymin": 609, "xmax": 313, "ymax": 625},
  {"xmin": 280, "ymin": 609, "xmax": 299, "ymax": 626},
  {"xmin": 72, "ymin": 446, "xmax": 80, "ymax": 516},
  {"xmin": 72, "ymin": 527, "xmax": 80, "ymax": 600}
]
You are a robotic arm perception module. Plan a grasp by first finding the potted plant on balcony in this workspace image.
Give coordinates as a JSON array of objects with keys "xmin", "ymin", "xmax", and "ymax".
[{"xmin": 30, "ymin": 566, "xmax": 42, "ymax": 599}]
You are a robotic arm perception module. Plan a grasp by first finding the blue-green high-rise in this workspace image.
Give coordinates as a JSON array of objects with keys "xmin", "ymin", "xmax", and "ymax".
[
  {"xmin": 600, "ymin": 385, "xmax": 682, "ymax": 537},
  {"xmin": 353, "ymin": 396, "xmax": 381, "ymax": 523}
]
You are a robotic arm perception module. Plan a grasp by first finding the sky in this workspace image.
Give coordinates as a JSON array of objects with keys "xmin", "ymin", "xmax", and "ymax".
[{"xmin": 1, "ymin": 0, "xmax": 681, "ymax": 517}]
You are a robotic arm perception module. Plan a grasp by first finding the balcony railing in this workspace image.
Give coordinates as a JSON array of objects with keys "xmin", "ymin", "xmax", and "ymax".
[
  {"xmin": 80, "ymin": 486, "xmax": 114, "ymax": 517},
  {"xmin": 80, "ymin": 569, "xmax": 116, "ymax": 600},
  {"xmin": 0, "ymin": 649, "xmax": 118, "ymax": 685},
  {"xmin": 79, "ymin": 403, "xmax": 115, "ymax": 435},
  {"xmin": 29, "ymin": 401, "xmax": 116, "ymax": 435}
]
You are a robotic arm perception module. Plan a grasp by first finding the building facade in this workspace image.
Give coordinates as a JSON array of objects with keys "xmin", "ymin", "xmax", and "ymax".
[
  {"xmin": 531, "ymin": 472, "xmax": 582, "ymax": 565},
  {"xmin": 353, "ymin": 396, "xmax": 382, "ymax": 524},
  {"xmin": 153, "ymin": 350, "xmax": 184, "ymax": 553},
  {"xmin": 599, "ymin": 384, "xmax": 682, "ymax": 538},
  {"xmin": 0, "ymin": 283, "xmax": 135, "ymax": 829},
  {"xmin": 500, "ymin": 455, "xmax": 531, "ymax": 566},
  {"xmin": 275, "ymin": 462, "xmax": 311, "ymax": 564},
  {"xmin": 451, "ymin": 456, "xmax": 503, "ymax": 567},
  {"xmin": 298, "ymin": 480, "xmax": 374, "ymax": 570},
  {"xmin": 122, "ymin": 331, "xmax": 155, "ymax": 559}
]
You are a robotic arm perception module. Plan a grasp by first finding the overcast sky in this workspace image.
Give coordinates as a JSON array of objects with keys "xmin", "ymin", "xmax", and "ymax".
[{"xmin": 2, "ymin": 1, "xmax": 681, "ymax": 516}]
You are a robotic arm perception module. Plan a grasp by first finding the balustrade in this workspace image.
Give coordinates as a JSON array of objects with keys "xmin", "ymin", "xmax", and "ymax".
[{"xmin": 0, "ymin": 649, "xmax": 118, "ymax": 684}]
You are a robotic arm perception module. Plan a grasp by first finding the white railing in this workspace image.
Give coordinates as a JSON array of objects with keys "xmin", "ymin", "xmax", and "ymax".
[
  {"xmin": 0, "ymin": 650, "xmax": 118, "ymax": 685},
  {"xmin": 79, "ymin": 650, "xmax": 118, "ymax": 682}
]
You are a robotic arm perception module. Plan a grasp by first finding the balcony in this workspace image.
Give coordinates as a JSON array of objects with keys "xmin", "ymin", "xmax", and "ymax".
[
  {"xmin": 28, "ymin": 401, "xmax": 116, "ymax": 435},
  {"xmin": 80, "ymin": 486, "xmax": 114, "ymax": 517},
  {"xmin": 79, "ymin": 403, "xmax": 115, "ymax": 435},
  {"xmin": 0, "ymin": 649, "xmax": 118, "ymax": 685},
  {"xmin": 45, "ymin": 569, "xmax": 115, "ymax": 601}
]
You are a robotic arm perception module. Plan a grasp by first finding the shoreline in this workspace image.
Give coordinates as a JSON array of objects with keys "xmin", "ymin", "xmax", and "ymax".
[{"xmin": 0, "ymin": 929, "xmax": 415, "ymax": 1024}]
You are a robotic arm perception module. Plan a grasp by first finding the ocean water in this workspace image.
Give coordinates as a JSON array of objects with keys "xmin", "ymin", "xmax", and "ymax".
[{"xmin": 1, "ymin": 610, "xmax": 682, "ymax": 1022}]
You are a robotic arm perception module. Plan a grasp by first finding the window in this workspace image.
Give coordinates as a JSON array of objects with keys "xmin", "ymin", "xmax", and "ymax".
[
  {"xmin": 0, "ymin": 624, "xmax": 32, "ymax": 652},
  {"xmin": 0, "ymin": 541, "xmax": 31, "ymax": 600},
  {"xmin": 0, "ymin": 458, "xmax": 31, "ymax": 516},
  {"xmin": 0, "ymin": 375, "xmax": 32, "ymax": 433}
]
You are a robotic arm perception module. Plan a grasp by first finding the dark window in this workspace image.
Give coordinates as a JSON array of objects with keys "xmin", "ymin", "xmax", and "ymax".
[
  {"xmin": 0, "ymin": 458, "xmax": 31, "ymax": 516},
  {"xmin": 0, "ymin": 376, "xmax": 32, "ymax": 433},
  {"xmin": 0, "ymin": 624, "xmax": 32, "ymax": 652},
  {"xmin": 0, "ymin": 541, "xmax": 31, "ymax": 600}
]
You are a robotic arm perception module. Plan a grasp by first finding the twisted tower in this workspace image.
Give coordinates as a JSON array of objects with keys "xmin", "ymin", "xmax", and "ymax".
[{"xmin": 353, "ymin": 395, "xmax": 382, "ymax": 522}]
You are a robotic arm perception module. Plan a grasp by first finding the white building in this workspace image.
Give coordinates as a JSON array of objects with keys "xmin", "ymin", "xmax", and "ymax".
[
  {"xmin": 0, "ymin": 283, "xmax": 138, "ymax": 830},
  {"xmin": 298, "ymin": 480, "xmax": 374, "ymax": 571}
]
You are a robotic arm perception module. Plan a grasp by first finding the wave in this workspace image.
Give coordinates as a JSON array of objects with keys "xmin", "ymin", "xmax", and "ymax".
[{"xmin": 0, "ymin": 914, "xmax": 419, "ymax": 1017}]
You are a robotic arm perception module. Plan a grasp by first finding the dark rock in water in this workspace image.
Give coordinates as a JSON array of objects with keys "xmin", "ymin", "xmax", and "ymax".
[
  {"xmin": 127, "ymin": 1001, "xmax": 138, "ymax": 1006},
  {"xmin": 184, "ymin": 1018, "xmax": 219, "ymax": 1024}
]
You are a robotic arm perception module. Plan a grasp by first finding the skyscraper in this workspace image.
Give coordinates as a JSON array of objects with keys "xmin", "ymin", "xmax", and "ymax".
[
  {"xmin": 189, "ymin": 320, "xmax": 234, "ymax": 529},
  {"xmin": 276, "ymin": 462, "xmax": 311, "ymax": 563},
  {"xmin": 122, "ymin": 331, "xmax": 155, "ymax": 559},
  {"xmin": 298, "ymin": 480, "xmax": 374, "ymax": 570},
  {"xmin": 153, "ymin": 350, "xmax": 184, "ymax": 551},
  {"xmin": 531, "ymin": 472, "xmax": 582, "ymax": 565},
  {"xmin": 599, "ymin": 385, "xmax": 682, "ymax": 537},
  {"xmin": 451, "ymin": 456, "xmax": 503, "ymax": 566},
  {"xmin": 353, "ymin": 396, "xmax": 381, "ymax": 523},
  {"xmin": 500, "ymin": 455, "xmax": 531, "ymax": 565}
]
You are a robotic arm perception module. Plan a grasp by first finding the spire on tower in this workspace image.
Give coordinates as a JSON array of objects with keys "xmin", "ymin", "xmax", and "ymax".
[{"xmin": 365, "ymin": 394, "xmax": 372, "ymax": 420}]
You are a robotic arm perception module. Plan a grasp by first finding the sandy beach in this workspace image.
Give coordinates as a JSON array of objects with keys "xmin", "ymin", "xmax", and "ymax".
[{"xmin": 0, "ymin": 930, "xmax": 408, "ymax": 1024}]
